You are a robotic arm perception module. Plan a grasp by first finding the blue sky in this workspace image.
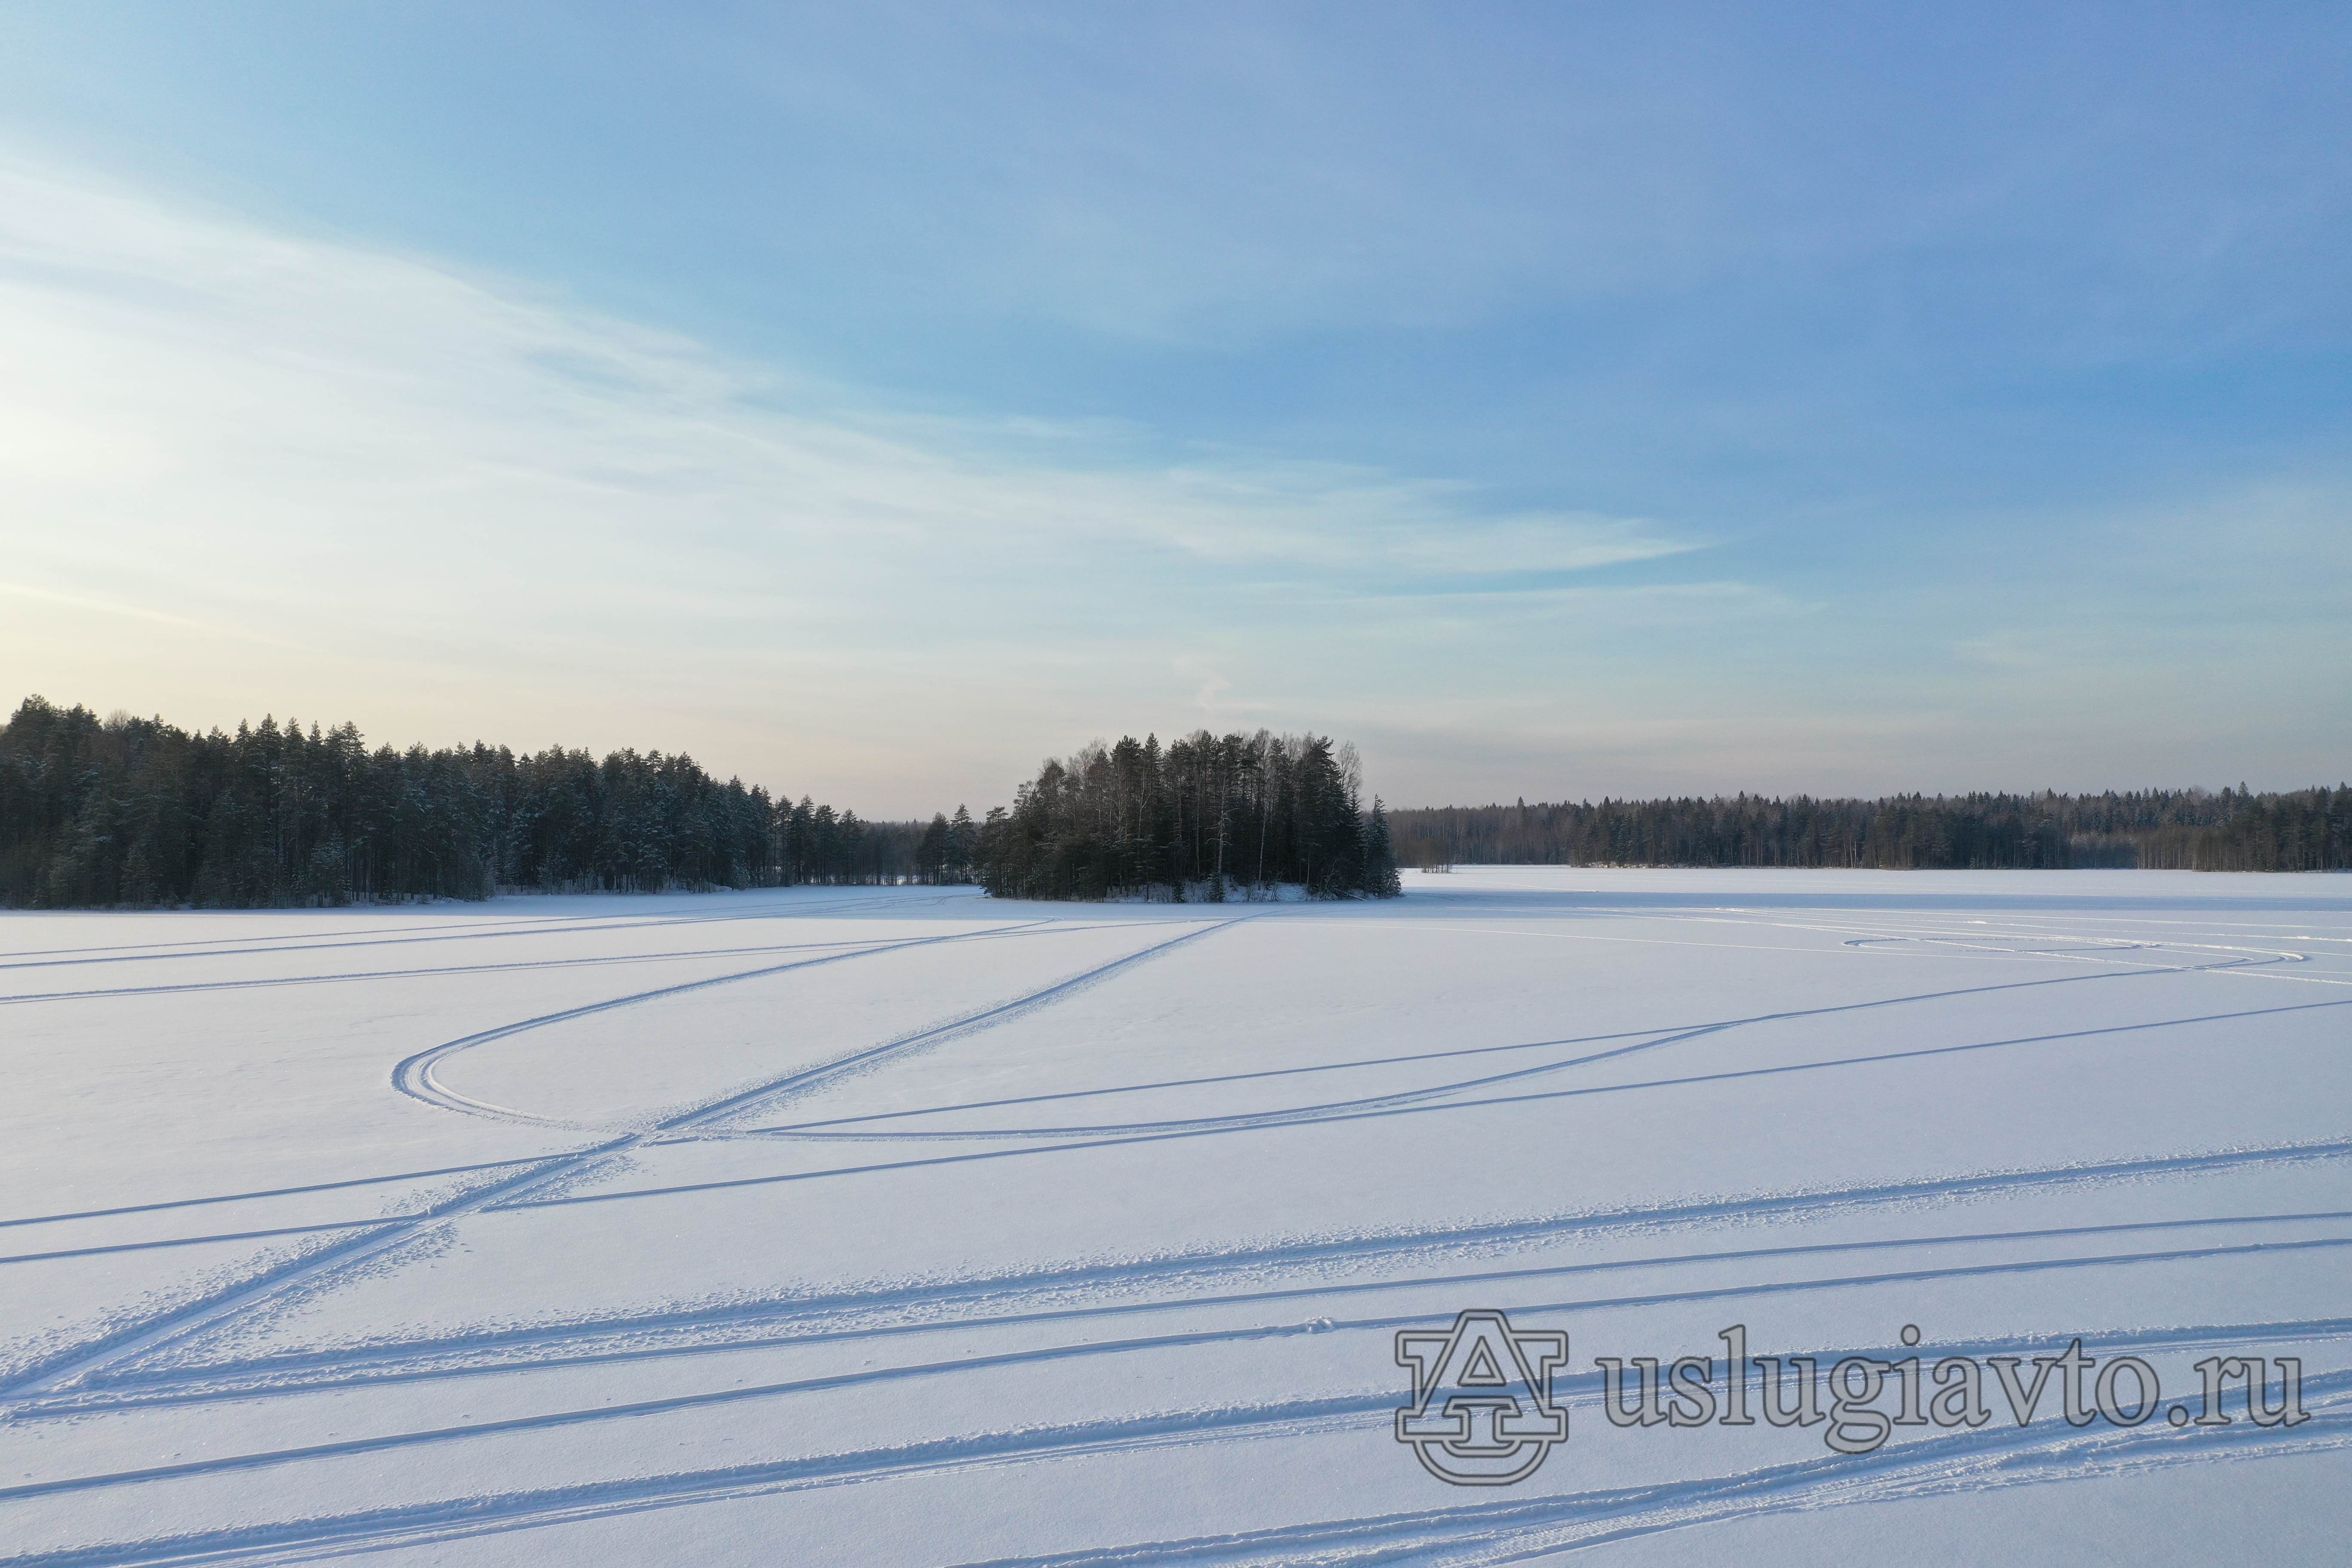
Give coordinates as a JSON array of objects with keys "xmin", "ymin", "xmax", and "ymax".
[{"xmin": 1, "ymin": 3, "xmax": 2345, "ymax": 813}]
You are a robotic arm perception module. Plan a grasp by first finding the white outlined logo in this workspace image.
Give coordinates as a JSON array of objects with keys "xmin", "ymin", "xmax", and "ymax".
[{"xmin": 1395, "ymin": 1308, "xmax": 1569, "ymax": 1485}]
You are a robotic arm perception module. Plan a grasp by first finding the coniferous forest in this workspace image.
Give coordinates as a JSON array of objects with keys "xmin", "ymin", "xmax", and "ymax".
[
  {"xmin": 971, "ymin": 731, "xmax": 1400, "ymax": 900},
  {"xmin": 8, "ymin": 695, "xmax": 2343, "ymax": 907},
  {"xmin": 0, "ymin": 701, "xmax": 1397, "ymax": 907},
  {"xmin": 0, "ymin": 696, "xmax": 927, "ymax": 907},
  {"xmin": 1389, "ymin": 790, "xmax": 2352, "ymax": 873}
]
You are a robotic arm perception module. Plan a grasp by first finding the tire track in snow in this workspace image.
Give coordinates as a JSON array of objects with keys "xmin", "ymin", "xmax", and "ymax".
[
  {"xmin": 621, "ymin": 994, "xmax": 2352, "ymax": 1168},
  {"xmin": 0, "ymin": 895, "xmax": 944, "ymax": 963},
  {"xmin": 44, "ymin": 1103, "xmax": 2335, "ymax": 1415},
  {"xmin": 45, "ymin": 1137, "xmax": 2352, "ymax": 1403},
  {"xmin": 737, "ymin": 957, "xmax": 2289, "ymax": 1143},
  {"xmin": 10, "ymin": 895, "xmax": 2344, "ymax": 1558},
  {"xmin": 11, "ymin": 1311, "xmax": 2349, "ymax": 1510},
  {"xmin": 493, "ymin": 1132, "xmax": 2352, "ymax": 1252},
  {"xmin": 0, "ymin": 1158, "xmax": 544, "ymax": 1232},
  {"xmin": 4, "ymin": 946, "xmax": 2306, "ymax": 1234},
  {"xmin": 0, "ymin": 917, "xmax": 1221, "ymax": 1404},
  {"xmin": 0, "ymin": 1151, "xmax": 635, "ymax": 1403},
  {"xmin": 0, "ymin": 911, "xmax": 615, "ymax": 963},
  {"xmin": 665, "ymin": 915, "xmax": 1254, "ymax": 1133},
  {"xmin": 0, "ymin": 936, "xmax": 896, "ymax": 1007},
  {"xmin": 946, "ymin": 1398, "xmax": 2352, "ymax": 1568},
  {"xmin": 0, "ymin": 918, "xmax": 1050, "ymax": 1400},
  {"xmin": 747, "ymin": 961, "xmax": 2202, "ymax": 1137},
  {"xmin": 32, "ymin": 1128, "xmax": 2333, "ymax": 1420},
  {"xmin": 1840, "ymin": 930, "xmax": 2352, "ymax": 990},
  {"xmin": 31, "ymin": 1203, "xmax": 2352, "ymax": 1412},
  {"xmin": 6, "ymin": 1336, "xmax": 2346, "ymax": 1565},
  {"xmin": 388, "ymin": 922, "xmax": 1058, "ymax": 1127},
  {"xmin": 0, "ymin": 888, "xmax": 982, "ymax": 975}
]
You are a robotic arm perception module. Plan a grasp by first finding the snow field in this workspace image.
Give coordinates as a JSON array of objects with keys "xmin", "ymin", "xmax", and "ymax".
[{"xmin": 1, "ymin": 870, "xmax": 2348, "ymax": 1563}]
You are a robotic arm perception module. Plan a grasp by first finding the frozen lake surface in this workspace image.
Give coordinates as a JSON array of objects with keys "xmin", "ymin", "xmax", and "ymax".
[{"xmin": 3, "ymin": 868, "xmax": 2348, "ymax": 1564}]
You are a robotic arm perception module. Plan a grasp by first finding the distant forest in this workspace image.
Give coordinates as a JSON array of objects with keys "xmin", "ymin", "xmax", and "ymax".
[
  {"xmin": 973, "ymin": 731, "xmax": 1401, "ymax": 900},
  {"xmin": 0, "ymin": 696, "xmax": 935, "ymax": 908},
  {"xmin": 10, "ymin": 695, "xmax": 2343, "ymax": 909},
  {"xmin": 1389, "ymin": 789, "xmax": 2352, "ymax": 873}
]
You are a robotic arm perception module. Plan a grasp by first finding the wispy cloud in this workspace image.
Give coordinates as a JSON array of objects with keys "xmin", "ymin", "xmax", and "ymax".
[
  {"xmin": 0, "ymin": 151, "xmax": 1741, "ymax": 809},
  {"xmin": 0, "ymin": 579, "xmax": 309, "ymax": 649},
  {"xmin": 8, "ymin": 142, "xmax": 2340, "ymax": 811}
]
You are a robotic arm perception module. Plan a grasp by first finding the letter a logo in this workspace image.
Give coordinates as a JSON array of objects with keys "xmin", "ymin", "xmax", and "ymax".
[{"xmin": 1395, "ymin": 1309, "xmax": 1570, "ymax": 1485}]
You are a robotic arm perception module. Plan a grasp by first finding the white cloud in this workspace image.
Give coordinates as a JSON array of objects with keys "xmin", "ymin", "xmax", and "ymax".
[
  {"xmin": 0, "ymin": 151, "xmax": 1730, "ymax": 810},
  {"xmin": 20, "ymin": 147, "xmax": 2326, "ymax": 813}
]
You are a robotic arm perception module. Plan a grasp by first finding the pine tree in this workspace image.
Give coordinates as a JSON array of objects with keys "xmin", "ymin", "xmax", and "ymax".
[
  {"xmin": 1363, "ymin": 796, "xmax": 1400, "ymax": 896},
  {"xmin": 947, "ymin": 804, "xmax": 976, "ymax": 882},
  {"xmin": 917, "ymin": 813, "xmax": 950, "ymax": 883}
]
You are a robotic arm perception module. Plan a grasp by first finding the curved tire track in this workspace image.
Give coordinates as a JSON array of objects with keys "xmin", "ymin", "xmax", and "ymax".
[{"xmin": 0, "ymin": 917, "xmax": 1220, "ymax": 1405}]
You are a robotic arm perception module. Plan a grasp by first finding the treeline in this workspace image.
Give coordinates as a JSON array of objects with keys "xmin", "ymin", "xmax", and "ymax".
[
  {"xmin": 1389, "ymin": 788, "xmax": 2352, "ymax": 872},
  {"xmin": 0, "ymin": 696, "xmax": 931, "ymax": 908},
  {"xmin": 975, "ymin": 730, "xmax": 1400, "ymax": 900}
]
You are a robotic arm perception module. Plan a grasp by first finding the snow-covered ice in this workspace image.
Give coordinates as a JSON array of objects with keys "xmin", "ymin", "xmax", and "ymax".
[{"xmin": 2, "ymin": 868, "xmax": 2348, "ymax": 1564}]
